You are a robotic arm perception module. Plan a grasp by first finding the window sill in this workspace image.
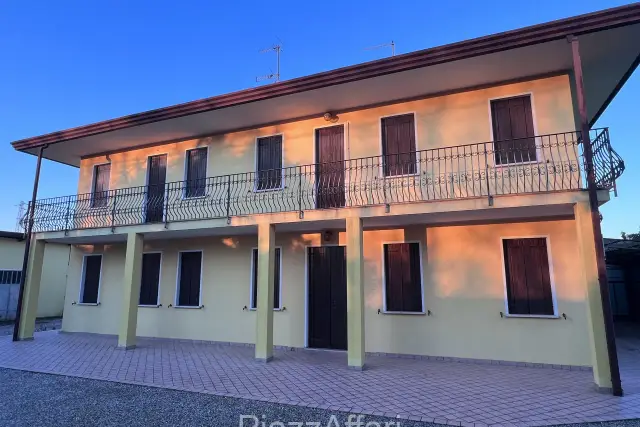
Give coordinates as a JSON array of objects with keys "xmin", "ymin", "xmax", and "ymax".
[
  {"xmin": 248, "ymin": 307, "xmax": 284, "ymax": 311},
  {"xmin": 173, "ymin": 305, "xmax": 204, "ymax": 309},
  {"xmin": 380, "ymin": 310, "xmax": 426, "ymax": 316},
  {"xmin": 494, "ymin": 160, "xmax": 540, "ymax": 168},
  {"xmin": 503, "ymin": 313, "xmax": 560, "ymax": 319},
  {"xmin": 139, "ymin": 304, "xmax": 161, "ymax": 308},
  {"xmin": 180, "ymin": 195, "xmax": 207, "ymax": 201},
  {"xmin": 74, "ymin": 302, "xmax": 100, "ymax": 306},
  {"xmin": 380, "ymin": 172, "xmax": 420, "ymax": 179},
  {"xmin": 252, "ymin": 186, "xmax": 285, "ymax": 193}
]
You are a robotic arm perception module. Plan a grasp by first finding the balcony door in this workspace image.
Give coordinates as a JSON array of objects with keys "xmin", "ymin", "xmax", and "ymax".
[
  {"xmin": 490, "ymin": 95, "xmax": 537, "ymax": 164},
  {"xmin": 315, "ymin": 125, "xmax": 345, "ymax": 209},
  {"xmin": 145, "ymin": 154, "xmax": 167, "ymax": 223}
]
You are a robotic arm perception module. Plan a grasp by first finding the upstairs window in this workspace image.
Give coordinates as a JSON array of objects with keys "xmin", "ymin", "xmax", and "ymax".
[
  {"xmin": 490, "ymin": 95, "xmax": 537, "ymax": 164},
  {"xmin": 185, "ymin": 148, "xmax": 207, "ymax": 198},
  {"xmin": 91, "ymin": 164, "xmax": 111, "ymax": 208},
  {"xmin": 250, "ymin": 247, "xmax": 281, "ymax": 309},
  {"xmin": 502, "ymin": 238, "xmax": 555, "ymax": 316},
  {"xmin": 381, "ymin": 114, "xmax": 417, "ymax": 176},
  {"xmin": 383, "ymin": 242, "xmax": 423, "ymax": 313},
  {"xmin": 256, "ymin": 135, "xmax": 283, "ymax": 190}
]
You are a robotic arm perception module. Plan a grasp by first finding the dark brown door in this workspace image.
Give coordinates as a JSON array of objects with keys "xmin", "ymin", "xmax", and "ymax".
[
  {"xmin": 381, "ymin": 114, "xmax": 417, "ymax": 176},
  {"xmin": 308, "ymin": 246, "xmax": 347, "ymax": 350},
  {"xmin": 145, "ymin": 155, "xmax": 167, "ymax": 223},
  {"xmin": 315, "ymin": 125, "xmax": 345, "ymax": 209},
  {"xmin": 490, "ymin": 96, "xmax": 536, "ymax": 164}
]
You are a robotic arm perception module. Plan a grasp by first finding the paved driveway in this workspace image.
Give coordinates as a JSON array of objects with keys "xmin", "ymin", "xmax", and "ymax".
[{"xmin": 1, "ymin": 330, "xmax": 640, "ymax": 427}]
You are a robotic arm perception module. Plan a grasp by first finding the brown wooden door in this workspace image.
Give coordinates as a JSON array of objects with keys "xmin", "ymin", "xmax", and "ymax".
[
  {"xmin": 381, "ymin": 114, "xmax": 417, "ymax": 176},
  {"xmin": 145, "ymin": 155, "xmax": 167, "ymax": 223},
  {"xmin": 308, "ymin": 246, "xmax": 347, "ymax": 350},
  {"xmin": 315, "ymin": 125, "xmax": 345, "ymax": 209},
  {"xmin": 490, "ymin": 96, "xmax": 536, "ymax": 164}
]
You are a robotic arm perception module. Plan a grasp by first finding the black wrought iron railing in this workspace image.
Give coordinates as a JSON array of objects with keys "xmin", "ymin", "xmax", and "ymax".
[{"xmin": 24, "ymin": 128, "xmax": 624, "ymax": 233}]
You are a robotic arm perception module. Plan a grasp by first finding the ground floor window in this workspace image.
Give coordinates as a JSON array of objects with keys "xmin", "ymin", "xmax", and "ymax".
[
  {"xmin": 80, "ymin": 255, "xmax": 102, "ymax": 304},
  {"xmin": 0, "ymin": 270, "xmax": 21, "ymax": 285},
  {"xmin": 502, "ymin": 238, "xmax": 555, "ymax": 316},
  {"xmin": 139, "ymin": 253, "xmax": 161, "ymax": 306},
  {"xmin": 383, "ymin": 242, "xmax": 423, "ymax": 313},
  {"xmin": 250, "ymin": 247, "xmax": 281, "ymax": 309},
  {"xmin": 176, "ymin": 251, "xmax": 202, "ymax": 307}
]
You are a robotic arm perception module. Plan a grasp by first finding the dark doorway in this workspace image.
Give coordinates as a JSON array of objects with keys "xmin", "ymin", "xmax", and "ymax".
[
  {"xmin": 490, "ymin": 95, "xmax": 536, "ymax": 164},
  {"xmin": 145, "ymin": 154, "xmax": 167, "ymax": 223},
  {"xmin": 315, "ymin": 125, "xmax": 345, "ymax": 209},
  {"xmin": 307, "ymin": 246, "xmax": 347, "ymax": 350}
]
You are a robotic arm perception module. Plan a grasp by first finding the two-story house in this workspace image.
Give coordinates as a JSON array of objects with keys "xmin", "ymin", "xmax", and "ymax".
[{"xmin": 10, "ymin": 4, "xmax": 638, "ymax": 395}]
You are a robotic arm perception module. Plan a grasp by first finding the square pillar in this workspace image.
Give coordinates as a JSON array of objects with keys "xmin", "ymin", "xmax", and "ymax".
[
  {"xmin": 255, "ymin": 222, "xmax": 275, "ymax": 362},
  {"xmin": 346, "ymin": 216, "xmax": 365, "ymax": 369},
  {"xmin": 17, "ymin": 238, "xmax": 46, "ymax": 340},
  {"xmin": 574, "ymin": 201, "xmax": 612, "ymax": 390},
  {"xmin": 117, "ymin": 232, "xmax": 144, "ymax": 349}
]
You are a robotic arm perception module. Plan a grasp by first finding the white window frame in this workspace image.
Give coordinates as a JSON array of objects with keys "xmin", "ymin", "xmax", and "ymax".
[
  {"xmin": 139, "ymin": 251, "xmax": 163, "ymax": 308},
  {"xmin": 487, "ymin": 92, "xmax": 542, "ymax": 167},
  {"xmin": 89, "ymin": 162, "xmax": 111, "ymax": 209},
  {"xmin": 182, "ymin": 146, "xmax": 209, "ymax": 200},
  {"xmin": 78, "ymin": 254, "xmax": 103, "ymax": 306},
  {"xmin": 499, "ymin": 235, "xmax": 559, "ymax": 318},
  {"xmin": 249, "ymin": 246, "xmax": 283, "ymax": 311},
  {"xmin": 174, "ymin": 250, "xmax": 204, "ymax": 308},
  {"xmin": 253, "ymin": 133, "xmax": 285, "ymax": 192},
  {"xmin": 378, "ymin": 112, "xmax": 420, "ymax": 178},
  {"xmin": 380, "ymin": 240, "xmax": 426, "ymax": 315}
]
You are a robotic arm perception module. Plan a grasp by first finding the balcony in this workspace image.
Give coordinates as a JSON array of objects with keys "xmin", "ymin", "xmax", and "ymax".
[{"xmin": 25, "ymin": 129, "xmax": 624, "ymax": 234}]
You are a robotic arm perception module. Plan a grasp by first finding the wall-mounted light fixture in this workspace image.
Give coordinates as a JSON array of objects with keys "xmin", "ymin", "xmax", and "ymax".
[{"xmin": 323, "ymin": 112, "xmax": 339, "ymax": 123}]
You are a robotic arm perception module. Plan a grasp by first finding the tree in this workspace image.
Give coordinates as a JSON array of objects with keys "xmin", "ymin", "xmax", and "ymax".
[{"xmin": 621, "ymin": 228, "xmax": 640, "ymax": 241}]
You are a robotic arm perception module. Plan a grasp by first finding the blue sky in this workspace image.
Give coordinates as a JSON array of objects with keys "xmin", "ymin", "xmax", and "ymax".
[{"xmin": 0, "ymin": 0, "xmax": 637, "ymax": 237}]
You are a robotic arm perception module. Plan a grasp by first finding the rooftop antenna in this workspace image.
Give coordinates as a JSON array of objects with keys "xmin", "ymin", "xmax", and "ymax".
[
  {"xmin": 256, "ymin": 43, "xmax": 282, "ymax": 83},
  {"xmin": 364, "ymin": 40, "xmax": 396, "ymax": 57}
]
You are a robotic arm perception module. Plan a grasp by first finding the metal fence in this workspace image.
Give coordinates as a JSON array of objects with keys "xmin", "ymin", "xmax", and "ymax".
[{"xmin": 23, "ymin": 128, "xmax": 624, "ymax": 233}]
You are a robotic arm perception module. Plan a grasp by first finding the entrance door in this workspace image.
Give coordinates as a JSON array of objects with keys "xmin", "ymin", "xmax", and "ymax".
[
  {"xmin": 145, "ymin": 154, "xmax": 167, "ymax": 223},
  {"xmin": 315, "ymin": 125, "xmax": 345, "ymax": 209},
  {"xmin": 308, "ymin": 246, "xmax": 347, "ymax": 350}
]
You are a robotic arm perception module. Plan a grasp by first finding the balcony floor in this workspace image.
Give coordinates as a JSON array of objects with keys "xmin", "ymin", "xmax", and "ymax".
[{"xmin": 2, "ymin": 330, "xmax": 640, "ymax": 426}]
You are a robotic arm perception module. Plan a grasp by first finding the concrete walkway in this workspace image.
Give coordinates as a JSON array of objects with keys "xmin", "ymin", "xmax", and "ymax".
[{"xmin": 1, "ymin": 331, "xmax": 640, "ymax": 427}]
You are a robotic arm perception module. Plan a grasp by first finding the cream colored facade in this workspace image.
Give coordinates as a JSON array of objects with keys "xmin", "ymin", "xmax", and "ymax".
[
  {"xmin": 19, "ymin": 73, "xmax": 614, "ymax": 389},
  {"xmin": 0, "ymin": 236, "xmax": 70, "ymax": 319}
]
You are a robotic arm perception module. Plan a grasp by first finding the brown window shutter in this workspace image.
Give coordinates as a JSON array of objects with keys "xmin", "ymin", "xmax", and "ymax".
[
  {"xmin": 91, "ymin": 164, "xmax": 111, "ymax": 208},
  {"xmin": 186, "ymin": 148, "xmax": 207, "ymax": 197},
  {"xmin": 251, "ymin": 248, "xmax": 281, "ymax": 309},
  {"xmin": 503, "ymin": 238, "xmax": 553, "ymax": 315},
  {"xmin": 384, "ymin": 243, "xmax": 422, "ymax": 312},
  {"xmin": 256, "ymin": 135, "xmax": 283, "ymax": 190},
  {"xmin": 491, "ymin": 96, "xmax": 536, "ymax": 164},
  {"xmin": 178, "ymin": 252, "xmax": 202, "ymax": 307},
  {"xmin": 82, "ymin": 255, "xmax": 102, "ymax": 304},
  {"xmin": 139, "ymin": 253, "xmax": 161, "ymax": 306},
  {"xmin": 381, "ymin": 114, "xmax": 417, "ymax": 176}
]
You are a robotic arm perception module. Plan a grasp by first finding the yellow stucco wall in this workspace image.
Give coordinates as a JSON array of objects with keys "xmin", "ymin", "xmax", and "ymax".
[
  {"xmin": 77, "ymin": 75, "xmax": 576, "ymax": 195},
  {"xmin": 0, "ymin": 238, "xmax": 70, "ymax": 318},
  {"xmin": 61, "ymin": 218, "xmax": 591, "ymax": 367}
]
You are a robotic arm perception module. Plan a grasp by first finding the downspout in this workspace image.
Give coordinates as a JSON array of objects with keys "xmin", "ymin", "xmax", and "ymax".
[
  {"xmin": 569, "ymin": 35, "xmax": 623, "ymax": 396},
  {"xmin": 13, "ymin": 144, "xmax": 47, "ymax": 341}
]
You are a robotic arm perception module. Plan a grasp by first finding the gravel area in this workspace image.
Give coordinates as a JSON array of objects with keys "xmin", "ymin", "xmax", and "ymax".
[
  {"xmin": 0, "ymin": 368, "xmax": 638, "ymax": 427},
  {"xmin": 0, "ymin": 318, "xmax": 62, "ymax": 336}
]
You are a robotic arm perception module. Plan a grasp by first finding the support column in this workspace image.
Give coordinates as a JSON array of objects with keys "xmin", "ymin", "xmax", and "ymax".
[
  {"xmin": 346, "ymin": 216, "xmax": 365, "ymax": 370},
  {"xmin": 255, "ymin": 222, "xmax": 275, "ymax": 362},
  {"xmin": 575, "ymin": 201, "xmax": 612, "ymax": 390},
  {"xmin": 117, "ymin": 232, "xmax": 143, "ymax": 349},
  {"xmin": 17, "ymin": 238, "xmax": 46, "ymax": 340}
]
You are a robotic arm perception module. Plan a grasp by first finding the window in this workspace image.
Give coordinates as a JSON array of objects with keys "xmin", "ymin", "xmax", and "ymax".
[
  {"xmin": 139, "ymin": 253, "xmax": 161, "ymax": 306},
  {"xmin": 381, "ymin": 114, "xmax": 417, "ymax": 176},
  {"xmin": 176, "ymin": 251, "xmax": 202, "ymax": 307},
  {"xmin": 502, "ymin": 238, "xmax": 554, "ymax": 316},
  {"xmin": 80, "ymin": 255, "xmax": 102, "ymax": 304},
  {"xmin": 0, "ymin": 270, "xmax": 21, "ymax": 285},
  {"xmin": 91, "ymin": 164, "xmax": 111, "ymax": 208},
  {"xmin": 383, "ymin": 243, "xmax": 423, "ymax": 312},
  {"xmin": 490, "ymin": 95, "xmax": 537, "ymax": 164},
  {"xmin": 256, "ymin": 135, "xmax": 283, "ymax": 190},
  {"xmin": 185, "ymin": 148, "xmax": 207, "ymax": 198},
  {"xmin": 250, "ymin": 247, "xmax": 281, "ymax": 309}
]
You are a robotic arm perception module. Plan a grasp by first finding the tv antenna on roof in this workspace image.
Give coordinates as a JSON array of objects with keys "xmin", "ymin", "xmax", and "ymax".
[
  {"xmin": 256, "ymin": 43, "xmax": 282, "ymax": 83},
  {"xmin": 364, "ymin": 40, "xmax": 396, "ymax": 57}
]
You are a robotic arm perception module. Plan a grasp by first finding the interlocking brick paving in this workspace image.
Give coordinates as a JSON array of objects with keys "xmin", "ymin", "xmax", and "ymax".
[{"xmin": 1, "ymin": 330, "xmax": 640, "ymax": 427}]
